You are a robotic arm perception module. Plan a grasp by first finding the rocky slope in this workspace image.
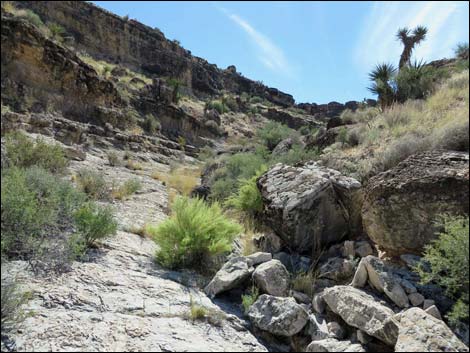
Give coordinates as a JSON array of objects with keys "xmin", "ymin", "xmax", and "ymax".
[{"xmin": 1, "ymin": 1, "xmax": 468, "ymax": 352}]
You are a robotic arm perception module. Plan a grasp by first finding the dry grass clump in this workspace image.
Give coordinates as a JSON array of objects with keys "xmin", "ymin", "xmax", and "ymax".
[{"xmin": 152, "ymin": 165, "xmax": 200, "ymax": 205}]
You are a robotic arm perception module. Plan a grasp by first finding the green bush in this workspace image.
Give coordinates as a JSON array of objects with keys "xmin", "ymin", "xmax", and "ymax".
[
  {"xmin": 257, "ymin": 121, "xmax": 295, "ymax": 150},
  {"xmin": 47, "ymin": 22, "xmax": 65, "ymax": 41},
  {"xmin": 107, "ymin": 151, "xmax": 121, "ymax": 166},
  {"xmin": 454, "ymin": 42, "xmax": 469, "ymax": 60},
  {"xmin": 17, "ymin": 9, "xmax": 44, "ymax": 28},
  {"xmin": 271, "ymin": 144, "xmax": 320, "ymax": 165},
  {"xmin": 143, "ymin": 114, "xmax": 161, "ymax": 135},
  {"xmin": 4, "ymin": 131, "xmax": 68, "ymax": 174},
  {"xmin": 206, "ymin": 100, "xmax": 228, "ymax": 114},
  {"xmin": 396, "ymin": 62, "xmax": 436, "ymax": 102},
  {"xmin": 1, "ymin": 277, "xmax": 31, "ymax": 334},
  {"xmin": 250, "ymin": 96, "xmax": 264, "ymax": 104},
  {"xmin": 75, "ymin": 168, "xmax": 109, "ymax": 200},
  {"xmin": 74, "ymin": 203, "xmax": 117, "ymax": 247},
  {"xmin": 415, "ymin": 216, "xmax": 469, "ymax": 326},
  {"xmin": 225, "ymin": 168, "xmax": 266, "ymax": 217},
  {"xmin": 112, "ymin": 178, "xmax": 142, "ymax": 200},
  {"xmin": 147, "ymin": 196, "xmax": 242, "ymax": 270},
  {"xmin": 241, "ymin": 286, "xmax": 259, "ymax": 314},
  {"xmin": 1, "ymin": 167, "xmax": 87, "ymax": 270}
]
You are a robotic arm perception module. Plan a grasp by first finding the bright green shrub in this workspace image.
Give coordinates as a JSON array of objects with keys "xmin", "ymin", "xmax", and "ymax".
[
  {"xmin": 225, "ymin": 168, "xmax": 266, "ymax": 216},
  {"xmin": 396, "ymin": 62, "xmax": 436, "ymax": 102},
  {"xmin": 257, "ymin": 121, "xmax": 295, "ymax": 150},
  {"xmin": 4, "ymin": 131, "xmax": 68, "ymax": 174},
  {"xmin": 147, "ymin": 196, "xmax": 242, "ymax": 270},
  {"xmin": 74, "ymin": 203, "xmax": 117, "ymax": 247},
  {"xmin": 415, "ymin": 216, "xmax": 469, "ymax": 326},
  {"xmin": 206, "ymin": 100, "xmax": 228, "ymax": 114},
  {"xmin": 241, "ymin": 286, "xmax": 259, "ymax": 314}
]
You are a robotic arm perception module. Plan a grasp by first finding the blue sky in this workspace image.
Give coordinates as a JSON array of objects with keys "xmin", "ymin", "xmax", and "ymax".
[{"xmin": 93, "ymin": 1, "xmax": 469, "ymax": 104}]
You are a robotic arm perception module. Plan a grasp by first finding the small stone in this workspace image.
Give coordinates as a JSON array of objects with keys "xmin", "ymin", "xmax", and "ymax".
[
  {"xmin": 423, "ymin": 299, "xmax": 435, "ymax": 310},
  {"xmin": 355, "ymin": 241, "xmax": 374, "ymax": 258},
  {"xmin": 328, "ymin": 321, "xmax": 346, "ymax": 340},
  {"xmin": 408, "ymin": 293, "xmax": 425, "ymax": 307},
  {"xmin": 312, "ymin": 293, "xmax": 326, "ymax": 314},
  {"xmin": 246, "ymin": 252, "xmax": 272, "ymax": 266},
  {"xmin": 356, "ymin": 330, "xmax": 372, "ymax": 345},
  {"xmin": 425, "ymin": 305, "xmax": 442, "ymax": 320}
]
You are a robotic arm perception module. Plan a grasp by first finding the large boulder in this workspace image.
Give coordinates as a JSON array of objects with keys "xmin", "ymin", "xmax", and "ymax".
[
  {"xmin": 204, "ymin": 257, "xmax": 254, "ymax": 298},
  {"xmin": 319, "ymin": 257, "xmax": 356, "ymax": 282},
  {"xmin": 362, "ymin": 151, "xmax": 469, "ymax": 254},
  {"xmin": 306, "ymin": 339, "xmax": 365, "ymax": 352},
  {"xmin": 395, "ymin": 307, "xmax": 469, "ymax": 352},
  {"xmin": 247, "ymin": 295, "xmax": 309, "ymax": 337},
  {"xmin": 252, "ymin": 260, "xmax": 290, "ymax": 297},
  {"xmin": 257, "ymin": 162, "xmax": 363, "ymax": 253},
  {"xmin": 352, "ymin": 256, "xmax": 409, "ymax": 308},
  {"xmin": 323, "ymin": 286, "xmax": 399, "ymax": 346}
]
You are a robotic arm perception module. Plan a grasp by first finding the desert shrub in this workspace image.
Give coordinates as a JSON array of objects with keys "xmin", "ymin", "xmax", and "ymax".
[
  {"xmin": 47, "ymin": 22, "xmax": 65, "ymax": 41},
  {"xmin": 241, "ymin": 286, "xmax": 259, "ymax": 314},
  {"xmin": 204, "ymin": 120, "xmax": 221, "ymax": 134},
  {"xmin": 4, "ymin": 131, "xmax": 68, "ymax": 174},
  {"xmin": 142, "ymin": 114, "xmax": 161, "ymax": 135},
  {"xmin": 250, "ymin": 96, "xmax": 264, "ymax": 104},
  {"xmin": 198, "ymin": 146, "xmax": 216, "ymax": 161},
  {"xmin": 209, "ymin": 152, "xmax": 266, "ymax": 201},
  {"xmin": 225, "ymin": 168, "xmax": 266, "ymax": 217},
  {"xmin": 112, "ymin": 178, "xmax": 142, "ymax": 200},
  {"xmin": 432, "ymin": 120, "xmax": 469, "ymax": 152},
  {"xmin": 454, "ymin": 42, "xmax": 469, "ymax": 60},
  {"xmin": 271, "ymin": 144, "xmax": 320, "ymax": 165},
  {"xmin": 125, "ymin": 159, "xmax": 143, "ymax": 171},
  {"xmin": 292, "ymin": 270, "xmax": 317, "ymax": 298},
  {"xmin": 206, "ymin": 100, "xmax": 228, "ymax": 114},
  {"xmin": 75, "ymin": 168, "xmax": 109, "ymax": 200},
  {"xmin": 74, "ymin": 203, "xmax": 117, "ymax": 247},
  {"xmin": 396, "ymin": 62, "xmax": 436, "ymax": 102},
  {"xmin": 222, "ymin": 96, "xmax": 239, "ymax": 111},
  {"xmin": 17, "ymin": 9, "xmax": 44, "ymax": 28},
  {"xmin": 340, "ymin": 107, "xmax": 379, "ymax": 124},
  {"xmin": 415, "ymin": 216, "xmax": 469, "ymax": 326},
  {"xmin": 107, "ymin": 151, "xmax": 121, "ymax": 166},
  {"xmin": 337, "ymin": 127, "xmax": 348, "ymax": 146},
  {"xmin": 147, "ymin": 196, "xmax": 242, "ymax": 270},
  {"xmin": 1, "ymin": 167, "xmax": 87, "ymax": 270},
  {"xmin": 257, "ymin": 121, "xmax": 295, "ymax": 150},
  {"xmin": 378, "ymin": 134, "xmax": 431, "ymax": 172},
  {"xmin": 1, "ymin": 277, "xmax": 31, "ymax": 334},
  {"xmin": 152, "ymin": 166, "xmax": 199, "ymax": 204}
]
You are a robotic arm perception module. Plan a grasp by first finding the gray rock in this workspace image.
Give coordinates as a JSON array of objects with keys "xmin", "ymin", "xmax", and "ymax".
[
  {"xmin": 272, "ymin": 137, "xmax": 294, "ymax": 155},
  {"xmin": 355, "ymin": 241, "xmax": 374, "ymax": 258},
  {"xmin": 253, "ymin": 232, "xmax": 282, "ymax": 253},
  {"xmin": 312, "ymin": 292, "xmax": 327, "ymax": 314},
  {"xmin": 423, "ymin": 299, "xmax": 435, "ymax": 310},
  {"xmin": 395, "ymin": 307, "xmax": 468, "ymax": 352},
  {"xmin": 328, "ymin": 321, "xmax": 347, "ymax": 340},
  {"xmin": 352, "ymin": 256, "xmax": 409, "ymax": 308},
  {"xmin": 247, "ymin": 295, "xmax": 309, "ymax": 337},
  {"xmin": 204, "ymin": 257, "xmax": 254, "ymax": 298},
  {"xmin": 246, "ymin": 252, "xmax": 272, "ymax": 266},
  {"xmin": 252, "ymin": 260, "xmax": 290, "ymax": 297},
  {"xmin": 319, "ymin": 257, "xmax": 356, "ymax": 282},
  {"xmin": 425, "ymin": 305, "xmax": 443, "ymax": 320},
  {"xmin": 342, "ymin": 241, "xmax": 355, "ymax": 258},
  {"xmin": 291, "ymin": 290, "xmax": 311, "ymax": 304},
  {"xmin": 362, "ymin": 151, "xmax": 469, "ymax": 254},
  {"xmin": 306, "ymin": 339, "xmax": 365, "ymax": 352},
  {"xmin": 257, "ymin": 162, "xmax": 362, "ymax": 253},
  {"xmin": 408, "ymin": 293, "xmax": 425, "ymax": 307},
  {"xmin": 356, "ymin": 330, "xmax": 373, "ymax": 345},
  {"xmin": 400, "ymin": 254, "xmax": 422, "ymax": 269},
  {"xmin": 308, "ymin": 313, "xmax": 330, "ymax": 341},
  {"xmin": 323, "ymin": 286, "xmax": 399, "ymax": 346}
]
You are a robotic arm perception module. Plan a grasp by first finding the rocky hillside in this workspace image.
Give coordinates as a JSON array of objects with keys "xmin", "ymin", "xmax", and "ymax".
[{"xmin": 1, "ymin": 1, "xmax": 469, "ymax": 352}]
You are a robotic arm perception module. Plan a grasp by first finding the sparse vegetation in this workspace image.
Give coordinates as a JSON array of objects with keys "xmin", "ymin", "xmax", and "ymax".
[
  {"xmin": 152, "ymin": 166, "xmax": 200, "ymax": 205},
  {"xmin": 74, "ymin": 203, "xmax": 117, "ymax": 247},
  {"xmin": 1, "ymin": 277, "xmax": 31, "ymax": 334},
  {"xmin": 147, "ymin": 196, "xmax": 242, "ymax": 271},
  {"xmin": 75, "ymin": 168, "xmax": 109, "ymax": 200},
  {"xmin": 125, "ymin": 159, "xmax": 143, "ymax": 171},
  {"xmin": 112, "ymin": 178, "xmax": 142, "ymax": 200},
  {"xmin": 241, "ymin": 286, "xmax": 259, "ymax": 314},
  {"xmin": 415, "ymin": 216, "xmax": 469, "ymax": 327},
  {"xmin": 4, "ymin": 132, "xmax": 68, "ymax": 174},
  {"xmin": 292, "ymin": 270, "xmax": 317, "ymax": 298},
  {"xmin": 257, "ymin": 121, "xmax": 296, "ymax": 150},
  {"xmin": 142, "ymin": 114, "xmax": 161, "ymax": 135},
  {"xmin": 107, "ymin": 151, "xmax": 121, "ymax": 167}
]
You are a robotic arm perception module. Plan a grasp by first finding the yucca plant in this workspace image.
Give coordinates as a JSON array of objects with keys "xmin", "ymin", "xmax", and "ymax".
[
  {"xmin": 396, "ymin": 59, "xmax": 435, "ymax": 101},
  {"xmin": 368, "ymin": 63, "xmax": 397, "ymax": 109},
  {"xmin": 396, "ymin": 26, "xmax": 428, "ymax": 69}
]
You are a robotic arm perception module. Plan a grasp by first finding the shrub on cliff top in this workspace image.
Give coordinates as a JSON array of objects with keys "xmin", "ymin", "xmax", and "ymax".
[{"xmin": 147, "ymin": 196, "xmax": 242, "ymax": 271}]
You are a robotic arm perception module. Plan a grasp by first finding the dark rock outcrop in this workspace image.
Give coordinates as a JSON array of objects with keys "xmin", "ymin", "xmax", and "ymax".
[{"xmin": 362, "ymin": 151, "xmax": 469, "ymax": 254}]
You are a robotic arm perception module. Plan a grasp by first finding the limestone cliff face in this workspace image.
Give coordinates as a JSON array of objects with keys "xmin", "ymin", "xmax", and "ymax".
[{"xmin": 14, "ymin": 1, "xmax": 295, "ymax": 107}]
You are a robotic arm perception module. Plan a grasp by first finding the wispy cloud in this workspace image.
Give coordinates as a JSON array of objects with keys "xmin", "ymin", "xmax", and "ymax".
[
  {"xmin": 355, "ymin": 1, "xmax": 468, "ymax": 71},
  {"xmin": 215, "ymin": 4, "xmax": 294, "ymax": 77}
]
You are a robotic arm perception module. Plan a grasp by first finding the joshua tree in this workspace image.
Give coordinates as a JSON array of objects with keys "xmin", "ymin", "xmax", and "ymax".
[
  {"xmin": 396, "ymin": 26, "xmax": 428, "ymax": 69},
  {"xmin": 368, "ymin": 63, "xmax": 397, "ymax": 109}
]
